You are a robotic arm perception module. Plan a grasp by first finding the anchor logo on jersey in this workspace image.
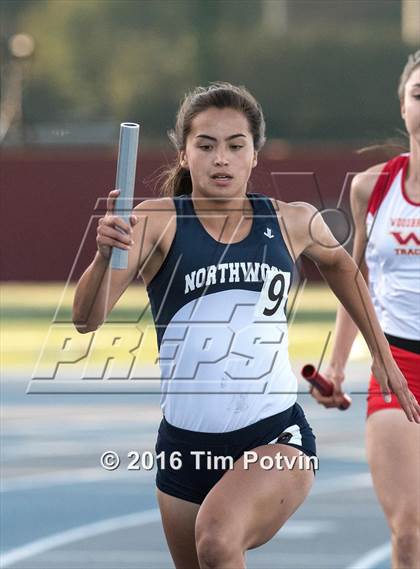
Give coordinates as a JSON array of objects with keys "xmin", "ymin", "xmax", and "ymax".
[{"xmin": 264, "ymin": 227, "xmax": 274, "ymax": 239}]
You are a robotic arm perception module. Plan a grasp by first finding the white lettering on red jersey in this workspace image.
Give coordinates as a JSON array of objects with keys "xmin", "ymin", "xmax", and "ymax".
[{"xmin": 365, "ymin": 154, "xmax": 420, "ymax": 341}]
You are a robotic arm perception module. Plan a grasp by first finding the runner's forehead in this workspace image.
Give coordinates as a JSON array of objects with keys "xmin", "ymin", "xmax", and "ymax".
[
  {"xmin": 189, "ymin": 108, "xmax": 252, "ymax": 139},
  {"xmin": 406, "ymin": 67, "xmax": 420, "ymax": 89}
]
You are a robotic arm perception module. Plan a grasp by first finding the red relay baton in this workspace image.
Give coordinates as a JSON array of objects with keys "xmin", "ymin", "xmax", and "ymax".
[{"xmin": 301, "ymin": 364, "xmax": 352, "ymax": 411}]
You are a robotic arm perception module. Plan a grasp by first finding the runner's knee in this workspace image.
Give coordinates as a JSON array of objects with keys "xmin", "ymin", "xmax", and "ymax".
[
  {"xmin": 389, "ymin": 508, "xmax": 420, "ymax": 539},
  {"xmin": 196, "ymin": 532, "xmax": 241, "ymax": 568},
  {"xmin": 195, "ymin": 517, "xmax": 242, "ymax": 567}
]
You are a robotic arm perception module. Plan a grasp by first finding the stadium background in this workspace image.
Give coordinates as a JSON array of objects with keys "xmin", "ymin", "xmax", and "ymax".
[{"xmin": 1, "ymin": 2, "xmax": 418, "ymax": 568}]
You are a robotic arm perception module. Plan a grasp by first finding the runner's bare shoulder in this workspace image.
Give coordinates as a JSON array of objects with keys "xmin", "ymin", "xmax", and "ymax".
[
  {"xmin": 351, "ymin": 162, "xmax": 387, "ymax": 209},
  {"xmin": 133, "ymin": 196, "xmax": 176, "ymax": 243}
]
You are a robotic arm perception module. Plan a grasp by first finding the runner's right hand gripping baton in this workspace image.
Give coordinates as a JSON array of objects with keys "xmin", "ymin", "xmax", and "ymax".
[
  {"xmin": 110, "ymin": 122, "xmax": 140, "ymax": 270},
  {"xmin": 301, "ymin": 364, "xmax": 352, "ymax": 411}
]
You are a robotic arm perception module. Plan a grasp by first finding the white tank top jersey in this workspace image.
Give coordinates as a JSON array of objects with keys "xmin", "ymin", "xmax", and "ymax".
[
  {"xmin": 365, "ymin": 154, "xmax": 420, "ymax": 341},
  {"xmin": 146, "ymin": 193, "xmax": 298, "ymax": 432}
]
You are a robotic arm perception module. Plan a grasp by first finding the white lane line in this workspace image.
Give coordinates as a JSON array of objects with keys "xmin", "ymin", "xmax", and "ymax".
[
  {"xmin": 347, "ymin": 541, "xmax": 391, "ymax": 569},
  {"xmin": 311, "ymin": 472, "xmax": 372, "ymax": 495},
  {"xmin": 2, "ymin": 469, "xmax": 371, "ymax": 495},
  {"xmin": 3, "ymin": 438, "xmax": 156, "ymax": 460},
  {"xmin": 1, "ymin": 468, "xmax": 154, "ymax": 493},
  {"xmin": 0, "ymin": 509, "xmax": 161, "ymax": 568},
  {"xmin": 0, "ymin": 471, "xmax": 375, "ymax": 566},
  {"xmin": 274, "ymin": 520, "xmax": 335, "ymax": 539}
]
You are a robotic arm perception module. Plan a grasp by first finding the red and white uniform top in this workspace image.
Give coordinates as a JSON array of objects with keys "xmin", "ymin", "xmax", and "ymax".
[{"xmin": 365, "ymin": 154, "xmax": 420, "ymax": 341}]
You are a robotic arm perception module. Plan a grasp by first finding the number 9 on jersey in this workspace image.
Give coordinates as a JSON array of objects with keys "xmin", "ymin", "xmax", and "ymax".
[{"xmin": 254, "ymin": 268, "xmax": 291, "ymax": 320}]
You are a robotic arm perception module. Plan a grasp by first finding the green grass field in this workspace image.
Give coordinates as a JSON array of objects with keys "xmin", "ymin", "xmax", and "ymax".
[{"xmin": 1, "ymin": 282, "xmax": 368, "ymax": 374}]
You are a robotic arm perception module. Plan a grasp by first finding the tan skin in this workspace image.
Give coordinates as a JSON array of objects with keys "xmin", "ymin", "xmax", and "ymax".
[
  {"xmin": 73, "ymin": 107, "xmax": 420, "ymax": 569},
  {"xmin": 311, "ymin": 67, "xmax": 420, "ymax": 569}
]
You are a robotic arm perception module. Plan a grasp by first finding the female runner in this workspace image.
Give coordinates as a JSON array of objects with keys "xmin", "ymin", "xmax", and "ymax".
[
  {"xmin": 73, "ymin": 82, "xmax": 419, "ymax": 569},
  {"xmin": 311, "ymin": 51, "xmax": 420, "ymax": 569}
]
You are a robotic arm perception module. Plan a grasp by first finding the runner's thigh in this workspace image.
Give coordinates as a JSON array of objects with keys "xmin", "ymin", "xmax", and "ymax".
[
  {"xmin": 156, "ymin": 488, "xmax": 201, "ymax": 569},
  {"xmin": 196, "ymin": 444, "xmax": 314, "ymax": 552},
  {"xmin": 366, "ymin": 409, "xmax": 420, "ymax": 527}
]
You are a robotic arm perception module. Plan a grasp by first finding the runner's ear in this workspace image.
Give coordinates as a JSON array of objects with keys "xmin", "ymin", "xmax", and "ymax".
[
  {"xmin": 252, "ymin": 151, "xmax": 258, "ymax": 168},
  {"xmin": 180, "ymin": 151, "xmax": 189, "ymax": 169}
]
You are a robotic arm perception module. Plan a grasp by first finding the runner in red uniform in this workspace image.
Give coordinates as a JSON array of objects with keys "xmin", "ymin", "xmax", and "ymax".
[{"xmin": 312, "ymin": 50, "xmax": 420, "ymax": 569}]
